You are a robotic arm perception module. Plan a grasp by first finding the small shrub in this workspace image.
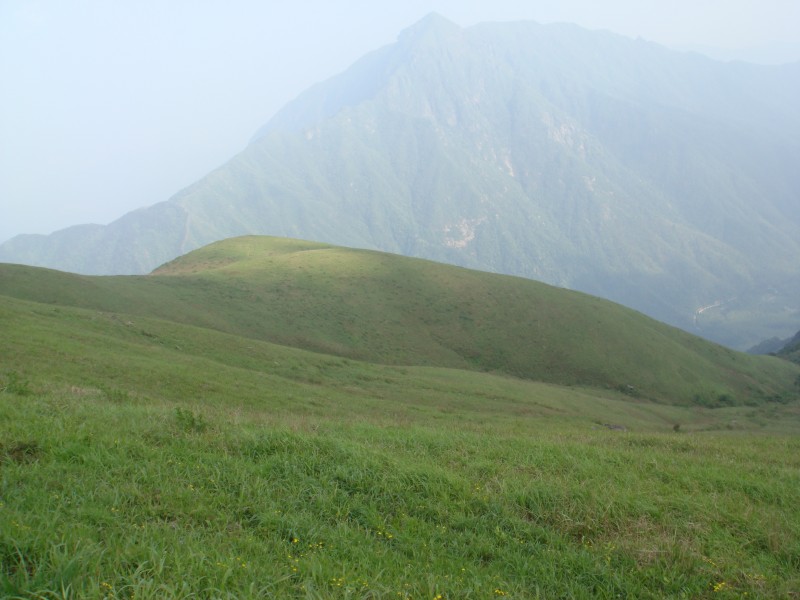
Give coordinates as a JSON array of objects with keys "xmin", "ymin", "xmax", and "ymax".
[
  {"xmin": 1, "ymin": 441, "xmax": 41, "ymax": 464},
  {"xmin": 693, "ymin": 391, "xmax": 738, "ymax": 408},
  {"xmin": 617, "ymin": 384, "xmax": 638, "ymax": 397},
  {"xmin": 767, "ymin": 393, "xmax": 791, "ymax": 405},
  {"xmin": 0, "ymin": 372, "xmax": 32, "ymax": 396},
  {"xmin": 716, "ymin": 393, "xmax": 736, "ymax": 407},
  {"xmin": 174, "ymin": 407, "xmax": 208, "ymax": 433},
  {"xmin": 102, "ymin": 387, "xmax": 131, "ymax": 403}
]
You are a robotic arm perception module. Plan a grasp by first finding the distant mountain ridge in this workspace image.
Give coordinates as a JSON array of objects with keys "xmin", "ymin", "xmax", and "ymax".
[
  {"xmin": 777, "ymin": 330, "xmax": 800, "ymax": 364},
  {"xmin": 2, "ymin": 14, "xmax": 799, "ymax": 349}
]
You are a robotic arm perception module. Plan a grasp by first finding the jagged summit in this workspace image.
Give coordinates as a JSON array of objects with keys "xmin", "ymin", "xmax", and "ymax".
[
  {"xmin": 252, "ymin": 12, "xmax": 463, "ymax": 139},
  {"xmin": 397, "ymin": 12, "xmax": 461, "ymax": 42}
]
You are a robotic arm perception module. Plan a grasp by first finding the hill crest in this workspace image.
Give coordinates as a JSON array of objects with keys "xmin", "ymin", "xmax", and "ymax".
[{"xmin": 2, "ymin": 235, "xmax": 797, "ymax": 407}]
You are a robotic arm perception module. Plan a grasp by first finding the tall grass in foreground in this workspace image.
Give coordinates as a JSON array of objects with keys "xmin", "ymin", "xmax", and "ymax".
[{"xmin": 2, "ymin": 387, "xmax": 798, "ymax": 599}]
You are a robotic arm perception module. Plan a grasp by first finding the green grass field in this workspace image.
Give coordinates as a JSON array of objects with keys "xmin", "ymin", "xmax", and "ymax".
[
  {"xmin": 2, "ymin": 237, "xmax": 799, "ymax": 598},
  {"xmin": 3, "ymin": 375, "xmax": 799, "ymax": 598}
]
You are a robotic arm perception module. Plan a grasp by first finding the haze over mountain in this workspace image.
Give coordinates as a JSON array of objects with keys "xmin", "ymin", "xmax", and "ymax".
[{"xmin": 2, "ymin": 14, "xmax": 799, "ymax": 349}]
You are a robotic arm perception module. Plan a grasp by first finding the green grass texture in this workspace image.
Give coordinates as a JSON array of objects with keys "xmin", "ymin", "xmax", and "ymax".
[{"xmin": 2, "ymin": 236, "xmax": 799, "ymax": 598}]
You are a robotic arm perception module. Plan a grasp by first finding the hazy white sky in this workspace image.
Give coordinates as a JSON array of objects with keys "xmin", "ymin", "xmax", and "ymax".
[{"xmin": 2, "ymin": 0, "xmax": 799, "ymax": 243}]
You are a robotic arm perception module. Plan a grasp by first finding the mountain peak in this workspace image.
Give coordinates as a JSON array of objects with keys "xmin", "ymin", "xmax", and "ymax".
[{"xmin": 398, "ymin": 12, "xmax": 461, "ymax": 43}]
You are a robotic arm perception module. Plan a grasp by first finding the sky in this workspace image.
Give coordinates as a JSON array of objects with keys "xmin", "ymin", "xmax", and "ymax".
[{"xmin": 2, "ymin": 0, "xmax": 799, "ymax": 244}]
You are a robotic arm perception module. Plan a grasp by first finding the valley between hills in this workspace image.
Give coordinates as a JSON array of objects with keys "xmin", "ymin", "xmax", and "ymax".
[{"xmin": 2, "ymin": 236, "xmax": 799, "ymax": 598}]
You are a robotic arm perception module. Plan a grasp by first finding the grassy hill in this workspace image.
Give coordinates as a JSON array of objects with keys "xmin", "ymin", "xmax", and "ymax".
[
  {"xmin": 2, "ymin": 236, "xmax": 800, "ymax": 597},
  {"xmin": 1, "ymin": 236, "xmax": 797, "ymax": 407}
]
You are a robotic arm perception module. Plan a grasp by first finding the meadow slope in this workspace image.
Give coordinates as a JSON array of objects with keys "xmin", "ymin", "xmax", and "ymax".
[{"xmin": 1, "ymin": 288, "xmax": 799, "ymax": 598}]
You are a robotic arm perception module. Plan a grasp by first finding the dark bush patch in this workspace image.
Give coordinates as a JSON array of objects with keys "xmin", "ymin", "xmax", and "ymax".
[
  {"xmin": 0, "ymin": 371, "xmax": 32, "ymax": 396},
  {"xmin": 1, "ymin": 441, "xmax": 41, "ymax": 464},
  {"xmin": 716, "ymin": 393, "xmax": 736, "ymax": 407},
  {"xmin": 174, "ymin": 407, "xmax": 208, "ymax": 433}
]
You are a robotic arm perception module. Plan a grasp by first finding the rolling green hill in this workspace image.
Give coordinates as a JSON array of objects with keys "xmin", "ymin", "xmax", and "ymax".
[
  {"xmin": 3, "ymin": 237, "xmax": 800, "ymax": 598},
  {"xmin": 2, "ymin": 15, "xmax": 799, "ymax": 350},
  {"xmin": 3, "ymin": 236, "xmax": 800, "ymax": 597},
  {"xmin": 1, "ymin": 236, "xmax": 797, "ymax": 408}
]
